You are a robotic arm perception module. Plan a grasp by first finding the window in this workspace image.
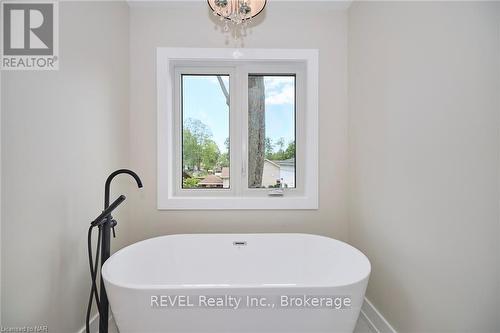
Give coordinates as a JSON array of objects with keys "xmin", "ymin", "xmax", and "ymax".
[
  {"xmin": 248, "ymin": 75, "xmax": 296, "ymax": 189},
  {"xmin": 181, "ymin": 75, "xmax": 230, "ymax": 189},
  {"xmin": 157, "ymin": 48, "xmax": 318, "ymax": 210}
]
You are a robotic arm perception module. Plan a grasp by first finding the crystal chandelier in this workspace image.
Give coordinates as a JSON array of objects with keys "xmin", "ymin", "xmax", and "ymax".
[{"xmin": 208, "ymin": 0, "xmax": 267, "ymax": 30}]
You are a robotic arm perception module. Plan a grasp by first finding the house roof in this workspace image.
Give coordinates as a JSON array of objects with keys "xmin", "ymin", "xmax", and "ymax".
[
  {"xmin": 264, "ymin": 159, "xmax": 281, "ymax": 168},
  {"xmin": 274, "ymin": 158, "xmax": 295, "ymax": 167},
  {"xmin": 220, "ymin": 167, "xmax": 230, "ymax": 178},
  {"xmin": 198, "ymin": 174, "xmax": 223, "ymax": 185}
]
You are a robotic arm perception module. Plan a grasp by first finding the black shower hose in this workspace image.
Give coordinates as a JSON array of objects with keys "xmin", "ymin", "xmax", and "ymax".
[
  {"xmin": 85, "ymin": 195, "xmax": 126, "ymax": 333},
  {"xmin": 86, "ymin": 224, "xmax": 106, "ymax": 333}
]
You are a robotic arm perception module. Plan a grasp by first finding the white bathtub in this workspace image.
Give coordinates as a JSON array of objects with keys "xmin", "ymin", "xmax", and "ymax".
[{"xmin": 102, "ymin": 233, "xmax": 370, "ymax": 333}]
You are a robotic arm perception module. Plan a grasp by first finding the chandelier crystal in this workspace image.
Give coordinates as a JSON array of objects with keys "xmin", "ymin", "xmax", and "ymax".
[{"xmin": 208, "ymin": 0, "xmax": 267, "ymax": 31}]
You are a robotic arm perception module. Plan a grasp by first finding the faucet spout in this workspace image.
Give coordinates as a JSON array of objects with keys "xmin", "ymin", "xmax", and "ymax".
[{"xmin": 104, "ymin": 169, "xmax": 143, "ymax": 208}]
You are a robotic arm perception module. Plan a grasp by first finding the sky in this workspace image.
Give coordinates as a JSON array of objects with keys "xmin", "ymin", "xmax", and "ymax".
[{"xmin": 182, "ymin": 75, "xmax": 295, "ymax": 153}]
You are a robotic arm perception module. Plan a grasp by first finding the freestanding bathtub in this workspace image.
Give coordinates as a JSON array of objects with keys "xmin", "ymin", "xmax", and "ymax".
[{"xmin": 102, "ymin": 233, "xmax": 370, "ymax": 333}]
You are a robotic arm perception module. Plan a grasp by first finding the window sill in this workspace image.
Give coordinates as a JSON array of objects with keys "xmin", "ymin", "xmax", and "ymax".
[{"xmin": 157, "ymin": 196, "xmax": 318, "ymax": 210}]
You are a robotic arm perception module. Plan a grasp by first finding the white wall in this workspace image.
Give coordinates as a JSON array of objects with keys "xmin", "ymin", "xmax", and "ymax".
[
  {"xmin": 348, "ymin": 2, "xmax": 500, "ymax": 332},
  {"xmin": 127, "ymin": 2, "xmax": 350, "ymax": 242},
  {"xmin": 1, "ymin": 2, "xmax": 130, "ymax": 331}
]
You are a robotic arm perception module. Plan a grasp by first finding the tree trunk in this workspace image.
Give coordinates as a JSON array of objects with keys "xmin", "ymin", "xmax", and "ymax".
[
  {"xmin": 248, "ymin": 76, "xmax": 265, "ymax": 187},
  {"xmin": 217, "ymin": 76, "xmax": 230, "ymax": 106}
]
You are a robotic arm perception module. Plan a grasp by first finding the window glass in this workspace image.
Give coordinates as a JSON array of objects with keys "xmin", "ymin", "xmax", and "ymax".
[
  {"xmin": 181, "ymin": 75, "xmax": 230, "ymax": 189},
  {"xmin": 248, "ymin": 75, "xmax": 296, "ymax": 189}
]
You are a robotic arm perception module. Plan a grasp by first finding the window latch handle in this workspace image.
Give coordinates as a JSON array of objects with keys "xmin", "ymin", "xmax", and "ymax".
[{"xmin": 268, "ymin": 188, "xmax": 284, "ymax": 197}]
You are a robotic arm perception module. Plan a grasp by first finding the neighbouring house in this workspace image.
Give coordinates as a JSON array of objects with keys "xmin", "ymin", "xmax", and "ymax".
[
  {"xmin": 275, "ymin": 158, "xmax": 295, "ymax": 188},
  {"xmin": 221, "ymin": 167, "xmax": 230, "ymax": 188},
  {"xmin": 198, "ymin": 174, "xmax": 223, "ymax": 188},
  {"xmin": 205, "ymin": 160, "xmax": 293, "ymax": 189},
  {"xmin": 261, "ymin": 159, "xmax": 281, "ymax": 188}
]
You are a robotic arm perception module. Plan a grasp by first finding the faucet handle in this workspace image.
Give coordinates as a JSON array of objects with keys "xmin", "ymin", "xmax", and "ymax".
[{"xmin": 110, "ymin": 219, "xmax": 118, "ymax": 238}]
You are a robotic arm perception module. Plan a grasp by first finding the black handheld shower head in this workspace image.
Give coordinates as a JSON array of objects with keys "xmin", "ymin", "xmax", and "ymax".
[{"xmin": 91, "ymin": 195, "xmax": 126, "ymax": 227}]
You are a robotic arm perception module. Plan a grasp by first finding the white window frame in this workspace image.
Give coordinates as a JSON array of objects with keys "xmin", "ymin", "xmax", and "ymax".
[{"xmin": 157, "ymin": 48, "xmax": 318, "ymax": 210}]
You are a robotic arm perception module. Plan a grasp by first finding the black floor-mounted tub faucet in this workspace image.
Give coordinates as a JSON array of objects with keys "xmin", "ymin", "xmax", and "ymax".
[{"xmin": 86, "ymin": 169, "xmax": 143, "ymax": 333}]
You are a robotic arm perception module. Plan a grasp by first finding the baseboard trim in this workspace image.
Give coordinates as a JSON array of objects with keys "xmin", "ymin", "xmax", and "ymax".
[
  {"xmin": 77, "ymin": 313, "xmax": 98, "ymax": 333},
  {"xmin": 77, "ymin": 314, "xmax": 114, "ymax": 333},
  {"xmin": 360, "ymin": 298, "xmax": 398, "ymax": 333}
]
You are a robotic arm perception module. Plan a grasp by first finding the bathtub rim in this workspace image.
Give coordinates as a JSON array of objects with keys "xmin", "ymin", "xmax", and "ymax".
[{"xmin": 102, "ymin": 233, "xmax": 371, "ymax": 291}]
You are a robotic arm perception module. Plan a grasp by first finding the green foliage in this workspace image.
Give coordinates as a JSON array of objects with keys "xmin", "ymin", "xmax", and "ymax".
[
  {"xmin": 217, "ymin": 137, "xmax": 230, "ymax": 168},
  {"xmin": 284, "ymin": 141, "xmax": 295, "ymax": 159},
  {"xmin": 183, "ymin": 177, "xmax": 200, "ymax": 189},
  {"xmin": 265, "ymin": 137, "xmax": 274, "ymax": 157},
  {"xmin": 183, "ymin": 118, "xmax": 220, "ymax": 172},
  {"xmin": 275, "ymin": 137, "xmax": 285, "ymax": 152},
  {"xmin": 265, "ymin": 137, "xmax": 295, "ymax": 161},
  {"xmin": 202, "ymin": 140, "xmax": 220, "ymax": 170},
  {"xmin": 218, "ymin": 152, "xmax": 229, "ymax": 168},
  {"xmin": 183, "ymin": 128, "xmax": 201, "ymax": 170}
]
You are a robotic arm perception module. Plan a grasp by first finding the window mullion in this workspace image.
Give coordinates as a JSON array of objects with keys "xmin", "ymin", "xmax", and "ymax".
[
  {"xmin": 239, "ymin": 65, "xmax": 249, "ymax": 196},
  {"xmin": 229, "ymin": 67, "xmax": 242, "ymax": 196}
]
